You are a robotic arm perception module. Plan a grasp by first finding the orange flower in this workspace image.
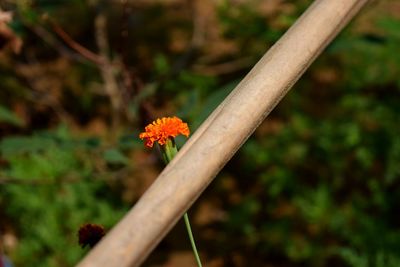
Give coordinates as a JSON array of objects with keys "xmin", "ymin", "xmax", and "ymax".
[{"xmin": 139, "ymin": 116, "xmax": 190, "ymax": 148}]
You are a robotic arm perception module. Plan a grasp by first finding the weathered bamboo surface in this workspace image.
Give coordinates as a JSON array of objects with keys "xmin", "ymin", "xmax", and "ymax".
[{"xmin": 77, "ymin": 0, "xmax": 369, "ymax": 266}]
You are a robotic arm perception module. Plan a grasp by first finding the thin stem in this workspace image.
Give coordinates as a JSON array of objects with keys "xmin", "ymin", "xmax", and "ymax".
[
  {"xmin": 161, "ymin": 138, "xmax": 203, "ymax": 267},
  {"xmin": 184, "ymin": 212, "xmax": 203, "ymax": 267}
]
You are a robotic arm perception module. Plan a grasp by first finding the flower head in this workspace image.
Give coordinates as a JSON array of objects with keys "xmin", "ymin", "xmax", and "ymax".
[
  {"xmin": 139, "ymin": 116, "xmax": 190, "ymax": 148},
  {"xmin": 78, "ymin": 223, "xmax": 105, "ymax": 249}
]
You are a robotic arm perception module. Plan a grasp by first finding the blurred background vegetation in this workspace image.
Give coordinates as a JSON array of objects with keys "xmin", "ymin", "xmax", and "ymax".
[{"xmin": 0, "ymin": 0, "xmax": 399, "ymax": 266}]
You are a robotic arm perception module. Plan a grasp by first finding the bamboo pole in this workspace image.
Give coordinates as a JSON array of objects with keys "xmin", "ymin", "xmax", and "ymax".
[{"xmin": 77, "ymin": 0, "xmax": 369, "ymax": 266}]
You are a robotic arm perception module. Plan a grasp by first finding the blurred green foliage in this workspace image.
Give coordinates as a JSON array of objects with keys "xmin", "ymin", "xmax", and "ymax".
[
  {"xmin": 0, "ymin": 126, "xmax": 129, "ymax": 266},
  {"xmin": 0, "ymin": 0, "xmax": 399, "ymax": 267}
]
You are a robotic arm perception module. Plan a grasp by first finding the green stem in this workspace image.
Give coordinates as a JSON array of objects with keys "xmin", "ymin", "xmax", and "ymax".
[
  {"xmin": 161, "ymin": 138, "xmax": 178, "ymax": 164},
  {"xmin": 160, "ymin": 138, "xmax": 203, "ymax": 267},
  {"xmin": 184, "ymin": 212, "xmax": 203, "ymax": 267}
]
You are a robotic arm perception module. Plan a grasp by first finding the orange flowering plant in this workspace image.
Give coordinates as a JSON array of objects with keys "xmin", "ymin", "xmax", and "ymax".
[
  {"xmin": 139, "ymin": 116, "xmax": 202, "ymax": 267},
  {"xmin": 139, "ymin": 116, "xmax": 190, "ymax": 164},
  {"xmin": 139, "ymin": 116, "xmax": 189, "ymax": 148}
]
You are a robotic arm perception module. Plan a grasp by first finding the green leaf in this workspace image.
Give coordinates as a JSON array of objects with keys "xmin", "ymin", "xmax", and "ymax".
[
  {"xmin": 0, "ymin": 105, "xmax": 23, "ymax": 126},
  {"xmin": 103, "ymin": 149, "xmax": 129, "ymax": 165},
  {"xmin": 193, "ymin": 80, "xmax": 238, "ymax": 129},
  {"xmin": 0, "ymin": 136, "xmax": 55, "ymax": 157},
  {"xmin": 118, "ymin": 134, "xmax": 142, "ymax": 149},
  {"xmin": 154, "ymin": 54, "xmax": 170, "ymax": 75}
]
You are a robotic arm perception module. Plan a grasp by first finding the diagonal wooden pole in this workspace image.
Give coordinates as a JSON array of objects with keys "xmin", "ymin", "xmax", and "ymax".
[{"xmin": 77, "ymin": 0, "xmax": 369, "ymax": 266}]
